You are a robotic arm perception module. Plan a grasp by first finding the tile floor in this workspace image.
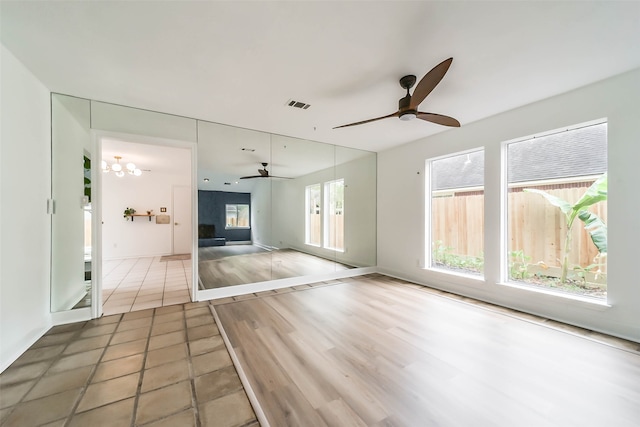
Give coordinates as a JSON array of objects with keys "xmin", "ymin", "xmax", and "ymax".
[
  {"xmin": 102, "ymin": 257, "xmax": 192, "ymax": 315},
  {"xmin": 0, "ymin": 302, "xmax": 258, "ymax": 427}
]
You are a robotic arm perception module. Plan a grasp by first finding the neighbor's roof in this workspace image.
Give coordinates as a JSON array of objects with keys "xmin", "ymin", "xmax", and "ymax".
[{"xmin": 432, "ymin": 122, "xmax": 607, "ymax": 190}]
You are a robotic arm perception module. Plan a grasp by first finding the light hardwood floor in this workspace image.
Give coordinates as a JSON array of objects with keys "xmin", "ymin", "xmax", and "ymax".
[
  {"xmin": 214, "ymin": 274, "xmax": 640, "ymax": 427},
  {"xmin": 198, "ymin": 247, "xmax": 352, "ymax": 289}
]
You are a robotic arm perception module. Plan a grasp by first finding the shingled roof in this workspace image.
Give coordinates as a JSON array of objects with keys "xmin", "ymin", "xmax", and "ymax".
[{"xmin": 432, "ymin": 122, "xmax": 607, "ymax": 191}]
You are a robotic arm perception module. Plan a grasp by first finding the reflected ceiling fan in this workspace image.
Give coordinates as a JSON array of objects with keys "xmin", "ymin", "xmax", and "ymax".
[
  {"xmin": 240, "ymin": 163, "xmax": 292, "ymax": 180},
  {"xmin": 334, "ymin": 57, "xmax": 460, "ymax": 129}
]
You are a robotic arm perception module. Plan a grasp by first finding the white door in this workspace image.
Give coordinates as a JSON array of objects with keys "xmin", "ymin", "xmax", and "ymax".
[{"xmin": 172, "ymin": 185, "xmax": 192, "ymax": 254}]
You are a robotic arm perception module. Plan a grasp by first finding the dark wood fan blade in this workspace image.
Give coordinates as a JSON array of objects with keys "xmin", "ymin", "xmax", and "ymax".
[
  {"xmin": 416, "ymin": 112, "xmax": 460, "ymax": 127},
  {"xmin": 240, "ymin": 175, "xmax": 263, "ymax": 179},
  {"xmin": 333, "ymin": 111, "xmax": 399, "ymax": 129},
  {"xmin": 410, "ymin": 58, "xmax": 453, "ymax": 109}
]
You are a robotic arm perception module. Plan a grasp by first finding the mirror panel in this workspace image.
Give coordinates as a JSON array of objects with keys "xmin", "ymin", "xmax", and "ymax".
[
  {"xmin": 270, "ymin": 135, "xmax": 337, "ymax": 278},
  {"xmin": 197, "ymin": 121, "xmax": 377, "ymax": 292},
  {"xmin": 197, "ymin": 121, "xmax": 272, "ymax": 288},
  {"xmin": 335, "ymin": 145, "xmax": 377, "ymax": 268},
  {"xmin": 51, "ymin": 94, "xmax": 92, "ymax": 312}
]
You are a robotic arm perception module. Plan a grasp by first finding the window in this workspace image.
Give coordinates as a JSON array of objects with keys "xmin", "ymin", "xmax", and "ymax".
[
  {"xmin": 305, "ymin": 184, "xmax": 321, "ymax": 246},
  {"xmin": 324, "ymin": 179, "xmax": 344, "ymax": 251},
  {"xmin": 428, "ymin": 149, "xmax": 485, "ymax": 276},
  {"xmin": 225, "ymin": 204, "xmax": 250, "ymax": 229},
  {"xmin": 505, "ymin": 121, "xmax": 607, "ymax": 299}
]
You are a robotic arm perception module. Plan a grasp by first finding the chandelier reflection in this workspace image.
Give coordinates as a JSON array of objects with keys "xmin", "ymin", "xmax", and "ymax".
[{"xmin": 101, "ymin": 155, "xmax": 142, "ymax": 177}]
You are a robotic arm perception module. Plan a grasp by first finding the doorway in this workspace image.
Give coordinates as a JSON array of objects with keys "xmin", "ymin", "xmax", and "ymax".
[{"xmin": 97, "ymin": 134, "xmax": 196, "ymax": 316}]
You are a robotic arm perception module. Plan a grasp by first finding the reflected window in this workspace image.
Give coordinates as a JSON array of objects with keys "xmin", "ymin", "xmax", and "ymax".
[
  {"xmin": 226, "ymin": 204, "xmax": 250, "ymax": 229},
  {"xmin": 305, "ymin": 184, "xmax": 321, "ymax": 246},
  {"xmin": 324, "ymin": 179, "xmax": 344, "ymax": 251}
]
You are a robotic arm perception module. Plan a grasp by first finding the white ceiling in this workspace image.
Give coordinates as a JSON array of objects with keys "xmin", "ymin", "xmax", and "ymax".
[{"xmin": 2, "ymin": 1, "xmax": 640, "ymax": 153}]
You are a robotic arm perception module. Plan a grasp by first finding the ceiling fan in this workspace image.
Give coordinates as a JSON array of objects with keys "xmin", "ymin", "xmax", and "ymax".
[
  {"xmin": 334, "ymin": 57, "xmax": 460, "ymax": 129},
  {"xmin": 240, "ymin": 163, "xmax": 292, "ymax": 180}
]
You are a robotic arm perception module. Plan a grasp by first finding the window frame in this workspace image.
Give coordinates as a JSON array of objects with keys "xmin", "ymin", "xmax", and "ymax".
[
  {"xmin": 425, "ymin": 148, "xmax": 486, "ymax": 279},
  {"xmin": 225, "ymin": 203, "xmax": 250, "ymax": 230}
]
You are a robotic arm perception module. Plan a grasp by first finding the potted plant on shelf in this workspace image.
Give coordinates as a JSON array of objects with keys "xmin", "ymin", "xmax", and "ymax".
[{"xmin": 123, "ymin": 207, "xmax": 136, "ymax": 221}]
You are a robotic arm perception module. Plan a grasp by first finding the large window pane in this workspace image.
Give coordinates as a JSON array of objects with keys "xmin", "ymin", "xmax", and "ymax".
[
  {"xmin": 305, "ymin": 184, "xmax": 321, "ymax": 246},
  {"xmin": 429, "ymin": 150, "xmax": 485, "ymax": 276},
  {"xmin": 324, "ymin": 179, "xmax": 344, "ymax": 251},
  {"xmin": 226, "ymin": 204, "xmax": 250, "ymax": 229},
  {"xmin": 506, "ymin": 121, "xmax": 607, "ymax": 299}
]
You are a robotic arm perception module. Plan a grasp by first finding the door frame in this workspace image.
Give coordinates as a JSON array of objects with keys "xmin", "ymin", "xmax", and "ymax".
[{"xmin": 92, "ymin": 130, "xmax": 198, "ymax": 318}]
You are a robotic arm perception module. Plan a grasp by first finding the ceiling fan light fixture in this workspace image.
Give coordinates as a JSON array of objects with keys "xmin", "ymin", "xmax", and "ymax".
[
  {"xmin": 399, "ymin": 111, "xmax": 417, "ymax": 121},
  {"xmin": 115, "ymin": 170, "xmax": 125, "ymax": 178}
]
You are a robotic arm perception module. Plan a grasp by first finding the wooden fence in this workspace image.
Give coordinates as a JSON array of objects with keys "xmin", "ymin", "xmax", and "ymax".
[
  {"xmin": 308, "ymin": 213, "xmax": 344, "ymax": 250},
  {"xmin": 431, "ymin": 184, "xmax": 607, "ymax": 270}
]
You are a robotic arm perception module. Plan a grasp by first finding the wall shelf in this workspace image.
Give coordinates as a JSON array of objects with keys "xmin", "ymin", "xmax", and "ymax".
[{"xmin": 131, "ymin": 214, "xmax": 155, "ymax": 222}]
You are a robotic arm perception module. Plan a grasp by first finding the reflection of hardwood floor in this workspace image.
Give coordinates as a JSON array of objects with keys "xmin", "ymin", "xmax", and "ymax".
[
  {"xmin": 198, "ymin": 247, "xmax": 352, "ymax": 289},
  {"xmin": 215, "ymin": 275, "xmax": 640, "ymax": 426}
]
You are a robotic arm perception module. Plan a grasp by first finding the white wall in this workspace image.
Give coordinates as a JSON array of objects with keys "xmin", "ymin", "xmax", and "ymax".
[
  {"xmin": 377, "ymin": 68, "xmax": 640, "ymax": 342},
  {"xmin": 0, "ymin": 45, "xmax": 52, "ymax": 371},
  {"xmin": 102, "ymin": 165, "xmax": 191, "ymax": 259}
]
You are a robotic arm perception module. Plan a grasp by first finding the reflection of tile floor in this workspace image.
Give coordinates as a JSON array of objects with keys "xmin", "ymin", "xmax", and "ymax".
[
  {"xmin": 0, "ymin": 303, "xmax": 258, "ymax": 427},
  {"xmin": 102, "ymin": 257, "xmax": 192, "ymax": 315}
]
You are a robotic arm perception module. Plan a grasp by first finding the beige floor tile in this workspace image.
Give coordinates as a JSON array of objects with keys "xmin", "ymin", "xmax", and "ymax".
[
  {"xmin": 133, "ymin": 293, "xmax": 163, "ymax": 303},
  {"xmin": 31, "ymin": 331, "xmax": 76, "ymax": 348},
  {"xmin": 117, "ymin": 316, "xmax": 153, "ymax": 332},
  {"xmin": 148, "ymin": 330, "xmax": 186, "ymax": 351},
  {"xmin": 136, "ymin": 381, "xmax": 192, "ymax": 425},
  {"xmin": 189, "ymin": 335, "xmax": 225, "ymax": 357},
  {"xmin": 141, "ymin": 359, "xmax": 190, "ymax": 393},
  {"xmin": 199, "ymin": 390, "xmax": 256, "ymax": 427},
  {"xmin": 185, "ymin": 306, "xmax": 211, "ymax": 318},
  {"xmin": 142, "ymin": 409, "xmax": 196, "ymax": 427},
  {"xmin": 48, "ymin": 348, "xmax": 103, "ymax": 374},
  {"xmin": 154, "ymin": 311, "xmax": 184, "ymax": 324},
  {"xmin": 0, "ymin": 361, "xmax": 51, "ymax": 386},
  {"xmin": 187, "ymin": 324, "xmax": 220, "ymax": 341},
  {"xmin": 68, "ymin": 397, "xmax": 134, "ymax": 427},
  {"xmin": 103, "ymin": 304, "xmax": 132, "ymax": 316},
  {"xmin": 63, "ymin": 335, "xmax": 110, "ymax": 355},
  {"xmin": 85, "ymin": 314, "xmax": 122, "ymax": 326},
  {"xmin": 12, "ymin": 344, "xmax": 66, "ymax": 366},
  {"xmin": 79, "ymin": 323, "xmax": 118, "ymax": 338},
  {"xmin": 131, "ymin": 300, "xmax": 163, "ymax": 311},
  {"xmin": 151, "ymin": 319, "xmax": 185, "ymax": 336},
  {"xmin": 2, "ymin": 388, "xmax": 81, "ymax": 427},
  {"xmin": 163, "ymin": 296, "xmax": 191, "ymax": 305},
  {"xmin": 24, "ymin": 366, "xmax": 92, "ymax": 401},
  {"xmin": 101, "ymin": 338, "xmax": 147, "ymax": 362},
  {"xmin": 186, "ymin": 315, "xmax": 214, "ymax": 329},
  {"xmin": 110, "ymin": 326, "xmax": 150, "ymax": 345},
  {"xmin": 122, "ymin": 309, "xmax": 154, "ymax": 320},
  {"xmin": 155, "ymin": 305, "xmax": 184, "ymax": 315},
  {"xmin": 0, "ymin": 380, "xmax": 35, "ymax": 409},
  {"xmin": 47, "ymin": 322, "xmax": 87, "ymax": 335},
  {"xmin": 76, "ymin": 372, "xmax": 139, "ymax": 412},
  {"xmin": 191, "ymin": 349, "xmax": 233, "ymax": 377},
  {"xmin": 92, "ymin": 354, "xmax": 144, "ymax": 383},
  {"xmin": 194, "ymin": 366, "xmax": 243, "ymax": 403},
  {"xmin": 145, "ymin": 343, "xmax": 188, "ymax": 368}
]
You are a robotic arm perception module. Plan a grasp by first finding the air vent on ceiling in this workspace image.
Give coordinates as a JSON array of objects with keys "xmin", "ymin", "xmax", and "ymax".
[
  {"xmin": 241, "ymin": 148, "xmax": 255, "ymax": 152},
  {"xmin": 286, "ymin": 99, "xmax": 311, "ymax": 110},
  {"xmin": 224, "ymin": 182, "xmax": 231, "ymax": 185}
]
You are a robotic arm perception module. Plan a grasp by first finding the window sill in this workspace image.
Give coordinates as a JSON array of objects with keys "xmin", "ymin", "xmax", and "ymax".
[
  {"xmin": 499, "ymin": 281, "xmax": 611, "ymax": 309},
  {"xmin": 424, "ymin": 267, "xmax": 485, "ymax": 283}
]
